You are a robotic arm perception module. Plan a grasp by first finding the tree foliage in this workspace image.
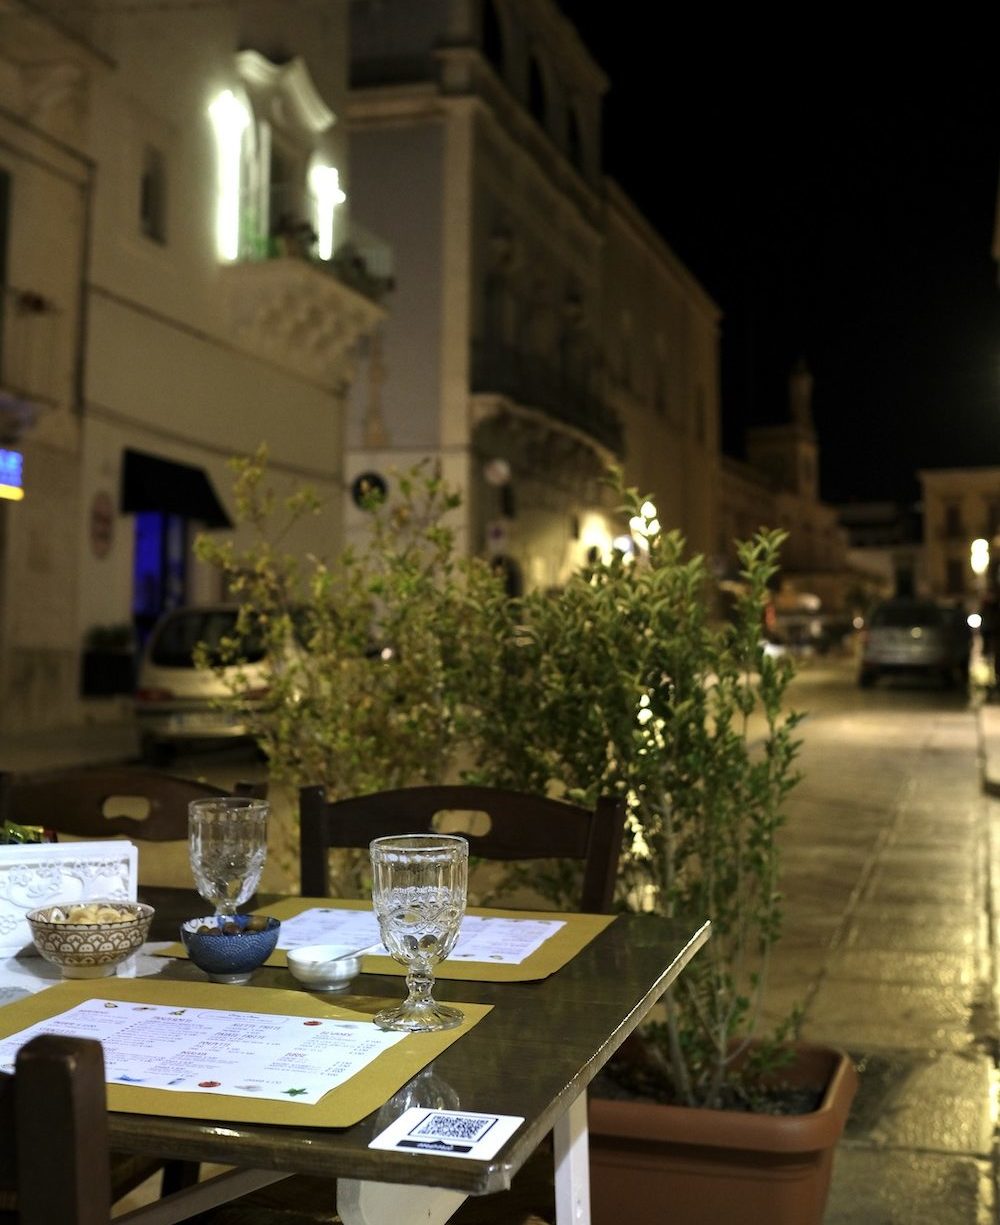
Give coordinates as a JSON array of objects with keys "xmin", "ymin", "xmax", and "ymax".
[{"xmin": 196, "ymin": 453, "xmax": 803, "ymax": 1107}]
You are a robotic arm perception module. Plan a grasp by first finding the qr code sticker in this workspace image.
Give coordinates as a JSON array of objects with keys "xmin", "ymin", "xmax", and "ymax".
[{"xmin": 409, "ymin": 1112, "xmax": 497, "ymax": 1143}]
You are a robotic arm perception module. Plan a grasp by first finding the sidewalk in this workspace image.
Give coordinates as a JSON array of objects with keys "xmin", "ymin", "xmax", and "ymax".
[{"xmin": 0, "ymin": 714, "xmax": 139, "ymax": 774}]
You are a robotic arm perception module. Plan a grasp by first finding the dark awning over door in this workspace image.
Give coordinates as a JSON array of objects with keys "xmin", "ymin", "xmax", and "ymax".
[{"xmin": 119, "ymin": 448, "xmax": 232, "ymax": 528}]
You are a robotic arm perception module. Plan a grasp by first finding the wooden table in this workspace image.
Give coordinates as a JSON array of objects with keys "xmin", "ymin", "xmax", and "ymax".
[{"xmin": 115, "ymin": 888, "xmax": 709, "ymax": 1225}]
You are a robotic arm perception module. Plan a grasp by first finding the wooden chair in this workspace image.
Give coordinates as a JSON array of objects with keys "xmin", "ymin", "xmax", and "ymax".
[
  {"xmin": 0, "ymin": 1034, "xmax": 113, "ymax": 1225},
  {"xmin": 201, "ymin": 785, "xmax": 627, "ymax": 1225},
  {"xmin": 299, "ymin": 784, "xmax": 627, "ymax": 913},
  {"xmin": 0, "ymin": 766, "xmax": 265, "ymax": 841},
  {"xmin": 179, "ymin": 786, "xmax": 627, "ymax": 1225},
  {"xmin": 0, "ymin": 766, "xmax": 266, "ymax": 1205}
]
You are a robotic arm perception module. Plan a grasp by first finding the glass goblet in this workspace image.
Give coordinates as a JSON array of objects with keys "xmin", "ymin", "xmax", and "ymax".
[
  {"xmin": 369, "ymin": 833, "xmax": 468, "ymax": 1032},
  {"xmin": 188, "ymin": 796, "xmax": 269, "ymax": 918}
]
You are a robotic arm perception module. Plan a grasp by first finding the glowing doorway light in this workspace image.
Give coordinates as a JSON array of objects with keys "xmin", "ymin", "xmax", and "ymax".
[
  {"xmin": 309, "ymin": 164, "xmax": 346, "ymax": 260},
  {"xmin": 0, "ymin": 448, "xmax": 24, "ymax": 501},
  {"xmin": 208, "ymin": 90, "xmax": 250, "ymax": 261}
]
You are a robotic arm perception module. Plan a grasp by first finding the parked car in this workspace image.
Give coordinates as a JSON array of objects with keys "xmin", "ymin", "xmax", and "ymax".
[
  {"xmin": 134, "ymin": 605, "xmax": 269, "ymax": 763},
  {"xmin": 857, "ymin": 597, "xmax": 971, "ymax": 689}
]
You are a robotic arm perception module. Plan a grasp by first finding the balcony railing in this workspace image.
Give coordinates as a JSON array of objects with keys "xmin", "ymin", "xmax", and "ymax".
[
  {"xmin": 237, "ymin": 185, "xmax": 394, "ymax": 305},
  {"xmin": 471, "ymin": 339, "xmax": 623, "ymax": 455}
]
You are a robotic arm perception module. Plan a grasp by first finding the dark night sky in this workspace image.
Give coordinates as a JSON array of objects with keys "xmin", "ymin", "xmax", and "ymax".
[{"xmin": 562, "ymin": 10, "xmax": 1000, "ymax": 506}]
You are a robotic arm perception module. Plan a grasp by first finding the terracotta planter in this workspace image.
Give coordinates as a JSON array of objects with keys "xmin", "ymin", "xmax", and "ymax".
[{"xmin": 588, "ymin": 1043, "xmax": 858, "ymax": 1225}]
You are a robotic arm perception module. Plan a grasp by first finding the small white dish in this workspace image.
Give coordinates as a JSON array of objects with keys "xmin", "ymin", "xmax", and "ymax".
[{"xmin": 286, "ymin": 943, "xmax": 373, "ymax": 992}]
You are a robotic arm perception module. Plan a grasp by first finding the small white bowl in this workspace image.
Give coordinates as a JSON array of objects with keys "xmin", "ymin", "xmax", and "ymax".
[{"xmin": 286, "ymin": 944, "xmax": 367, "ymax": 993}]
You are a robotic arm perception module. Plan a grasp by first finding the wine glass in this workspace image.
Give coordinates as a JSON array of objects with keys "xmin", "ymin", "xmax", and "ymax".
[
  {"xmin": 369, "ymin": 833, "xmax": 468, "ymax": 1032},
  {"xmin": 188, "ymin": 796, "xmax": 269, "ymax": 918}
]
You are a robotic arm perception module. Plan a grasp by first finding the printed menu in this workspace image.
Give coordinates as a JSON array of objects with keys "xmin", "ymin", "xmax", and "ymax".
[
  {"xmin": 0, "ymin": 996, "xmax": 405, "ymax": 1105},
  {"xmin": 276, "ymin": 907, "xmax": 565, "ymax": 965}
]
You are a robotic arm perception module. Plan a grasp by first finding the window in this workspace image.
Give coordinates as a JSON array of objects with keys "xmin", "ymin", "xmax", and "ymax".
[
  {"xmin": 694, "ymin": 387, "xmax": 707, "ymax": 443},
  {"xmin": 139, "ymin": 145, "xmax": 167, "ymax": 243},
  {"xmin": 943, "ymin": 502, "xmax": 963, "ymax": 537},
  {"xmin": 528, "ymin": 55, "xmax": 547, "ymax": 129},
  {"xmin": 567, "ymin": 108, "xmax": 583, "ymax": 171},
  {"xmin": 210, "ymin": 53, "xmax": 341, "ymax": 264},
  {"xmin": 945, "ymin": 558, "xmax": 965, "ymax": 595},
  {"xmin": 0, "ymin": 169, "xmax": 8, "ymax": 377},
  {"xmin": 482, "ymin": 0, "xmax": 505, "ymax": 72}
]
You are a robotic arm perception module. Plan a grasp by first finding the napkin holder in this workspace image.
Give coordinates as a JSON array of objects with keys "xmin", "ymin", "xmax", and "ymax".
[{"xmin": 0, "ymin": 841, "xmax": 138, "ymax": 956}]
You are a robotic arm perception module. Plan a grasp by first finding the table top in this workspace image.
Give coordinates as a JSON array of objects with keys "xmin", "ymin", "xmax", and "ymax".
[{"xmin": 121, "ymin": 887, "xmax": 709, "ymax": 1197}]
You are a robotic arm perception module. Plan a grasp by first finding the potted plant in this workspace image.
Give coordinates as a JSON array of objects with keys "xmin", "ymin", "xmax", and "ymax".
[
  {"xmin": 193, "ymin": 449, "xmax": 500, "ymax": 889},
  {"xmin": 460, "ymin": 479, "xmax": 857, "ymax": 1224},
  {"xmin": 196, "ymin": 457, "xmax": 856, "ymax": 1222}
]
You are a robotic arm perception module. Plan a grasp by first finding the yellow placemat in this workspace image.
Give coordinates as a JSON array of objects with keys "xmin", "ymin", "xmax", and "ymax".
[
  {"xmin": 159, "ymin": 899, "xmax": 615, "ymax": 982},
  {"xmin": 0, "ymin": 976, "xmax": 489, "ymax": 1128}
]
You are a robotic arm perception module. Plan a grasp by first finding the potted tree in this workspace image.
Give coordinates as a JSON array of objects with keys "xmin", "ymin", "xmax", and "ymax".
[
  {"xmin": 196, "ymin": 458, "xmax": 856, "ymax": 1222},
  {"xmin": 461, "ymin": 480, "xmax": 857, "ymax": 1225}
]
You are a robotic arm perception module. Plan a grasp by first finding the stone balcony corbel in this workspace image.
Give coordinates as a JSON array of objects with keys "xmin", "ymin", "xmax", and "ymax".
[{"xmin": 219, "ymin": 256, "xmax": 386, "ymax": 394}]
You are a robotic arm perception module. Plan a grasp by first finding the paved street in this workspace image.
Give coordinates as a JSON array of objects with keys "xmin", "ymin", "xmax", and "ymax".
[
  {"xmin": 2, "ymin": 653, "xmax": 999, "ymax": 1221},
  {"xmin": 769, "ymin": 658, "xmax": 996, "ymax": 1224}
]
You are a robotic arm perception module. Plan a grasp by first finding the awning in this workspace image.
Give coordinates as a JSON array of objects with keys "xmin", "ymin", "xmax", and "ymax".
[{"xmin": 119, "ymin": 449, "xmax": 232, "ymax": 528}]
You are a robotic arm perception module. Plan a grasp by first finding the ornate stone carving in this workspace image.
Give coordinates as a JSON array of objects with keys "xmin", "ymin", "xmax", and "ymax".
[{"xmin": 221, "ymin": 258, "xmax": 385, "ymax": 392}]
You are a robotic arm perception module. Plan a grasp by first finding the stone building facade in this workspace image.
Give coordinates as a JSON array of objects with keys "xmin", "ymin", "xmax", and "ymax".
[
  {"xmin": 344, "ymin": 0, "xmax": 720, "ymax": 587},
  {"xmin": 0, "ymin": 1, "xmax": 385, "ymax": 731}
]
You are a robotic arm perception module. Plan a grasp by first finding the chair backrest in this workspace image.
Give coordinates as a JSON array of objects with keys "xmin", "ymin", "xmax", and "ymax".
[
  {"xmin": 0, "ymin": 1034, "xmax": 112, "ymax": 1225},
  {"xmin": 299, "ymin": 784, "xmax": 627, "ymax": 913},
  {"xmin": 0, "ymin": 768, "xmax": 266, "ymax": 841}
]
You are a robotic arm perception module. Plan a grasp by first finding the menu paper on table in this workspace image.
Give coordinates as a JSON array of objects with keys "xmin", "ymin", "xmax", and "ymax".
[
  {"xmin": 275, "ymin": 907, "xmax": 565, "ymax": 965},
  {"xmin": 0, "ymin": 977, "xmax": 491, "ymax": 1128},
  {"xmin": 0, "ymin": 996, "xmax": 406, "ymax": 1105}
]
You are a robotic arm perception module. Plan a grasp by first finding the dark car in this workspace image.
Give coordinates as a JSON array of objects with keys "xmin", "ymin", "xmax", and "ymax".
[{"xmin": 858, "ymin": 598, "xmax": 970, "ymax": 689}]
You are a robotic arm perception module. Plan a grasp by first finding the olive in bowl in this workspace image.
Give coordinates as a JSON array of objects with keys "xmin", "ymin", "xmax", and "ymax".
[{"xmin": 180, "ymin": 915, "xmax": 280, "ymax": 984}]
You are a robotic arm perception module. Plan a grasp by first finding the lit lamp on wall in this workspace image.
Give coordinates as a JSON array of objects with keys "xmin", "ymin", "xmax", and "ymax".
[
  {"xmin": 971, "ymin": 537, "xmax": 990, "ymax": 586},
  {"xmin": 209, "ymin": 89, "xmax": 250, "ymax": 261}
]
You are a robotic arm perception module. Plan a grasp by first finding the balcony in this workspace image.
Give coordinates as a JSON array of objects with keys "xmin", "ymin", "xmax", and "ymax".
[
  {"xmin": 220, "ymin": 199, "xmax": 393, "ymax": 390},
  {"xmin": 0, "ymin": 285, "xmax": 61, "ymax": 440},
  {"xmin": 471, "ymin": 339, "xmax": 623, "ymax": 456}
]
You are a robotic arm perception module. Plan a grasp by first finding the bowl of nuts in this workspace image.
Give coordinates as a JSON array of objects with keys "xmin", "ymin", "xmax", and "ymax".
[
  {"xmin": 180, "ymin": 915, "xmax": 281, "ymax": 984},
  {"xmin": 26, "ymin": 901, "xmax": 155, "ymax": 979}
]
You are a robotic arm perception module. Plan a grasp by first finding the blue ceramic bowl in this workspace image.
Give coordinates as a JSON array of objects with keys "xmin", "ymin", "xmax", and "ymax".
[{"xmin": 180, "ymin": 915, "xmax": 281, "ymax": 984}]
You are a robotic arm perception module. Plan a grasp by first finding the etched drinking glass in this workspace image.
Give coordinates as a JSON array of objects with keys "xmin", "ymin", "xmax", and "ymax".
[
  {"xmin": 188, "ymin": 796, "xmax": 269, "ymax": 918},
  {"xmin": 369, "ymin": 833, "xmax": 468, "ymax": 1032}
]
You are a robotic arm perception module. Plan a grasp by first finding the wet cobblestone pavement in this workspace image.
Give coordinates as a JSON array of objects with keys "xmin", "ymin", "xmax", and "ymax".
[{"xmin": 765, "ymin": 666, "xmax": 999, "ymax": 1224}]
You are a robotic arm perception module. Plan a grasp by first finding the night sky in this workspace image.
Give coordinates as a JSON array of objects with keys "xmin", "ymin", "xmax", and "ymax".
[{"xmin": 563, "ymin": 10, "xmax": 1000, "ymax": 506}]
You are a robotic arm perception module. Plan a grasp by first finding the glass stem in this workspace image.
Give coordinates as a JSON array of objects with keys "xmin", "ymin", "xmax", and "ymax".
[{"xmin": 404, "ymin": 966, "xmax": 436, "ymax": 1008}]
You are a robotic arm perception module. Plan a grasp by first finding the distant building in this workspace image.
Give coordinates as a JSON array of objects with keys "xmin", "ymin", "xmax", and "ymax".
[
  {"xmin": 919, "ymin": 467, "xmax": 1000, "ymax": 605},
  {"xmin": 720, "ymin": 360, "xmax": 868, "ymax": 620},
  {"xmin": 345, "ymin": 0, "xmax": 721, "ymax": 586},
  {"xmin": 835, "ymin": 500, "xmax": 923, "ymax": 601}
]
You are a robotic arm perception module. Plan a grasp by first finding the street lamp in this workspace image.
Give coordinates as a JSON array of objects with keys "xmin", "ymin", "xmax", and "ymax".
[{"xmin": 971, "ymin": 538, "xmax": 990, "ymax": 578}]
